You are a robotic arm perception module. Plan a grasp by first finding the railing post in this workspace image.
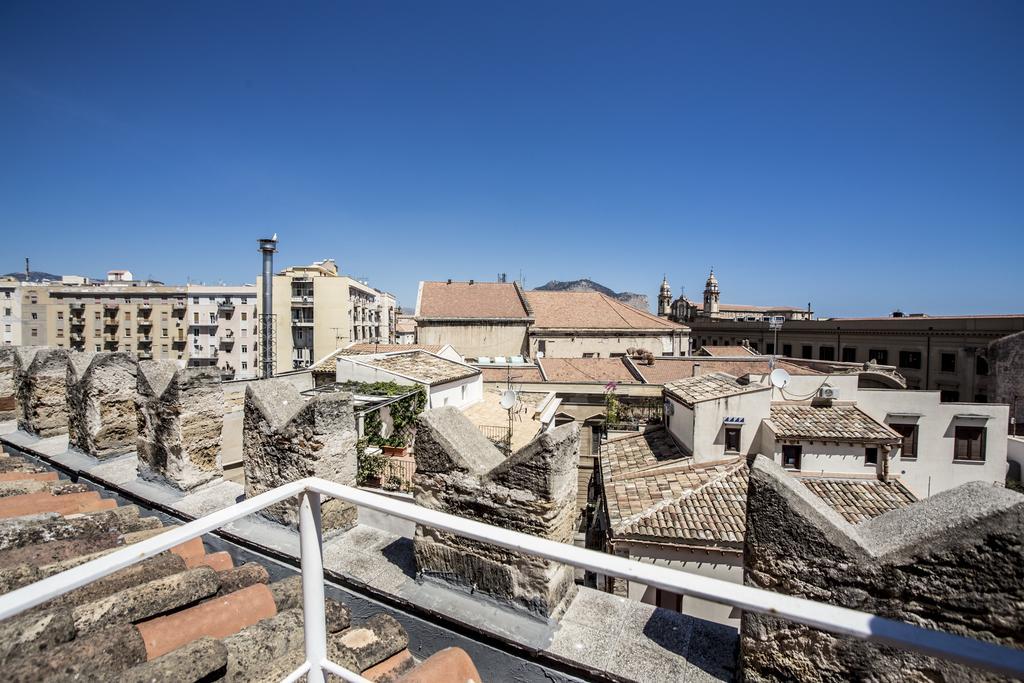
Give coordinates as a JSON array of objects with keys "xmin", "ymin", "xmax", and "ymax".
[{"xmin": 299, "ymin": 490, "xmax": 328, "ymax": 683}]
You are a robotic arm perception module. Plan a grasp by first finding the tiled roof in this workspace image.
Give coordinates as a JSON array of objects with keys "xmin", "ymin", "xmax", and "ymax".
[
  {"xmin": 395, "ymin": 318, "xmax": 416, "ymax": 333},
  {"xmin": 361, "ymin": 351, "xmax": 480, "ymax": 386},
  {"xmin": 524, "ymin": 291, "xmax": 687, "ymax": 330},
  {"xmin": 767, "ymin": 403, "xmax": 901, "ymax": 442},
  {"xmin": 537, "ymin": 357, "xmax": 642, "ymax": 383},
  {"xmin": 696, "ymin": 345, "xmax": 757, "ymax": 357},
  {"xmin": 664, "ymin": 372, "xmax": 769, "ymax": 407},
  {"xmin": 628, "ymin": 357, "xmax": 819, "ymax": 384},
  {"xmin": 340, "ymin": 343, "xmax": 444, "ymax": 356},
  {"xmin": 799, "ymin": 477, "xmax": 917, "ymax": 524},
  {"xmin": 479, "ymin": 366, "xmax": 545, "ymax": 383},
  {"xmin": 417, "ymin": 281, "xmax": 531, "ymax": 320},
  {"xmin": 600, "ymin": 429, "xmax": 746, "ymax": 544},
  {"xmin": 601, "ymin": 427, "xmax": 916, "ymax": 546}
]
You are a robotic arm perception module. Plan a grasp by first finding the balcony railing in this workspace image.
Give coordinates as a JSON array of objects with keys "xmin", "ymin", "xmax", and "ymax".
[
  {"xmin": 137, "ymin": 318, "xmax": 152, "ymax": 327},
  {"xmin": 0, "ymin": 478, "xmax": 1019, "ymax": 682}
]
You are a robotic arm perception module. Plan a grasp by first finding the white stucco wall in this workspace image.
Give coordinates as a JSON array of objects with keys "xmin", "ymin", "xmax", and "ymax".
[
  {"xmin": 531, "ymin": 332, "xmax": 689, "ymax": 359},
  {"xmin": 427, "ymin": 374, "xmax": 483, "ymax": 410},
  {"xmin": 856, "ymin": 389, "xmax": 1008, "ymax": 498},
  {"xmin": 769, "ymin": 440, "xmax": 884, "ymax": 476},
  {"xmin": 620, "ymin": 542, "xmax": 743, "ymax": 628},
  {"xmin": 665, "ymin": 399, "xmax": 695, "ymax": 453},
  {"xmin": 692, "ymin": 388, "xmax": 771, "ymax": 462}
]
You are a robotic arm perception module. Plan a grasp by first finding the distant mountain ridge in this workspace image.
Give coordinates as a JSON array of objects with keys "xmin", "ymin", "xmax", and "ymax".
[
  {"xmin": 2, "ymin": 271, "xmax": 64, "ymax": 283},
  {"xmin": 533, "ymin": 278, "xmax": 649, "ymax": 312}
]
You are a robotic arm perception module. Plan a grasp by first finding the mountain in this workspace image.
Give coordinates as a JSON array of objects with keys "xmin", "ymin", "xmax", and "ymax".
[
  {"xmin": 2, "ymin": 271, "xmax": 64, "ymax": 283},
  {"xmin": 533, "ymin": 279, "xmax": 650, "ymax": 312}
]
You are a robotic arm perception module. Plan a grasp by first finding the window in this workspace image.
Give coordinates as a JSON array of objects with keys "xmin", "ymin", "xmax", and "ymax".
[
  {"xmin": 782, "ymin": 344, "xmax": 792, "ymax": 357},
  {"xmin": 193, "ymin": 297, "xmax": 199, "ymax": 304},
  {"xmin": 125, "ymin": 311, "xmax": 131, "ymax": 321},
  {"xmin": 819, "ymin": 346, "xmax": 835, "ymax": 361},
  {"xmin": 940, "ymin": 390, "xmax": 960, "ymax": 402},
  {"xmin": 940, "ymin": 352, "xmax": 956, "ymax": 373},
  {"xmin": 976, "ymin": 356, "xmax": 989, "ymax": 376},
  {"xmin": 241, "ymin": 328, "xmax": 247, "ymax": 337},
  {"xmin": 801, "ymin": 345, "xmax": 812, "ymax": 359},
  {"xmin": 725, "ymin": 427, "xmax": 741, "ymax": 453},
  {"xmin": 582, "ymin": 352, "xmax": 597, "ymax": 358},
  {"xmin": 3, "ymin": 308, "xmax": 10, "ymax": 316},
  {"xmin": 209, "ymin": 313, "xmax": 216, "ymax": 324},
  {"xmin": 241, "ymin": 361, "xmax": 247, "ymax": 370},
  {"xmin": 782, "ymin": 445, "xmax": 802, "ymax": 469},
  {"xmin": 841, "ymin": 347, "xmax": 857, "ymax": 363},
  {"xmin": 898, "ymin": 351, "xmax": 922, "ymax": 369},
  {"xmin": 31, "ymin": 328, "xmax": 38, "ymax": 337},
  {"xmin": 954, "ymin": 426, "xmax": 985, "ymax": 461},
  {"xmin": 974, "ymin": 394, "xmax": 988, "ymax": 403},
  {"xmin": 868, "ymin": 349, "xmax": 888, "ymax": 365},
  {"xmin": 537, "ymin": 340, "xmax": 547, "ymax": 354},
  {"xmin": 865, "ymin": 448, "xmax": 878, "ymax": 465},
  {"xmin": 162, "ymin": 328, "xmax": 168, "ymax": 337},
  {"xmin": 461, "ymin": 385, "xmax": 466, "ymax": 401},
  {"xmin": 57, "ymin": 311, "xmax": 64, "ymax": 320},
  {"xmin": 193, "ymin": 312, "xmax": 199, "ymax": 324},
  {"xmin": 892, "ymin": 423, "xmax": 917, "ymax": 459},
  {"xmin": 241, "ymin": 345, "xmax": 247, "ymax": 354},
  {"xmin": 125, "ymin": 328, "xmax": 131, "ymax": 337},
  {"xmin": 241, "ymin": 312, "xmax": 247, "ymax": 321},
  {"xmin": 56, "ymin": 329, "xmax": 64, "ymax": 338},
  {"xmin": 766, "ymin": 343, "xmax": 775, "ymax": 355},
  {"xmin": 31, "ymin": 312, "xmax": 38, "ymax": 320},
  {"xmin": 655, "ymin": 589, "xmax": 683, "ymax": 612}
]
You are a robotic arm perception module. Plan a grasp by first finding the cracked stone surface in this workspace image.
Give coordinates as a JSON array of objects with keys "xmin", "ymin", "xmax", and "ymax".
[
  {"xmin": 0, "ymin": 347, "xmax": 15, "ymax": 421},
  {"xmin": 136, "ymin": 361, "xmax": 224, "ymax": 491},
  {"xmin": 67, "ymin": 352, "xmax": 139, "ymax": 459},
  {"xmin": 740, "ymin": 455, "xmax": 1024, "ymax": 683},
  {"xmin": 16, "ymin": 346, "xmax": 70, "ymax": 437},
  {"xmin": 243, "ymin": 379, "xmax": 358, "ymax": 532},
  {"xmin": 412, "ymin": 406, "xmax": 579, "ymax": 620}
]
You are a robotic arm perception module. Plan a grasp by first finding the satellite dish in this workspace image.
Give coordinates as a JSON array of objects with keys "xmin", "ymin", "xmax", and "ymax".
[
  {"xmin": 770, "ymin": 368, "xmax": 791, "ymax": 389},
  {"xmin": 499, "ymin": 389, "xmax": 518, "ymax": 410}
]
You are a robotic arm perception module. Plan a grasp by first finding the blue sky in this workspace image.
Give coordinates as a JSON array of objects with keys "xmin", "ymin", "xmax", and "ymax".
[{"xmin": 1, "ymin": 1, "xmax": 1021, "ymax": 316}]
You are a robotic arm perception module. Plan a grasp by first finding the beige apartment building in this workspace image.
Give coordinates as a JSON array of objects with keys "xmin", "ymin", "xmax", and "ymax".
[
  {"xmin": 184, "ymin": 285, "xmax": 258, "ymax": 379},
  {"xmin": 2, "ymin": 279, "xmax": 54, "ymax": 346},
  {"xmin": 257, "ymin": 259, "xmax": 396, "ymax": 372},
  {"xmin": 47, "ymin": 283, "xmax": 189, "ymax": 361}
]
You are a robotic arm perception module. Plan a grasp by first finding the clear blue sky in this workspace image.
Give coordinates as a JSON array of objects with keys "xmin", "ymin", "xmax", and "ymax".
[{"xmin": 2, "ymin": 1, "xmax": 1021, "ymax": 317}]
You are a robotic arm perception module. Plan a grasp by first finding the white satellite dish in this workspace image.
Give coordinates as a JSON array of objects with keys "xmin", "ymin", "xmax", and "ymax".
[
  {"xmin": 770, "ymin": 368, "xmax": 791, "ymax": 389},
  {"xmin": 499, "ymin": 389, "xmax": 518, "ymax": 410}
]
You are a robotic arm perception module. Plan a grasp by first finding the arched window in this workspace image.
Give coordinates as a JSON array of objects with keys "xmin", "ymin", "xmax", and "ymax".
[{"xmin": 976, "ymin": 355, "xmax": 989, "ymax": 376}]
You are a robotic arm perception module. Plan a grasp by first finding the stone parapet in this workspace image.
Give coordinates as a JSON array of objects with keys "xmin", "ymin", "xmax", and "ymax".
[
  {"xmin": 15, "ymin": 346, "xmax": 70, "ymax": 437},
  {"xmin": 136, "ymin": 362, "xmax": 224, "ymax": 491},
  {"xmin": 0, "ymin": 347, "xmax": 15, "ymax": 421},
  {"xmin": 67, "ymin": 352, "xmax": 139, "ymax": 458},
  {"xmin": 412, "ymin": 406, "xmax": 579, "ymax": 619},
  {"xmin": 242, "ymin": 379, "xmax": 358, "ymax": 531},
  {"xmin": 741, "ymin": 454, "xmax": 1024, "ymax": 682}
]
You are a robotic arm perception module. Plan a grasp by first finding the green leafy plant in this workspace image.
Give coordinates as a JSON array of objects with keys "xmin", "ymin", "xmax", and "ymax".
[
  {"xmin": 382, "ymin": 473, "xmax": 403, "ymax": 491},
  {"xmin": 356, "ymin": 438, "xmax": 389, "ymax": 486},
  {"xmin": 604, "ymin": 384, "xmax": 620, "ymax": 425}
]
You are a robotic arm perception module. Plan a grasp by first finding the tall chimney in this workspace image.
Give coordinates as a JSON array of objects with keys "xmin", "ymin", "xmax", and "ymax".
[
  {"xmin": 24, "ymin": 257, "xmax": 29, "ymax": 280},
  {"xmin": 692, "ymin": 362, "xmax": 701, "ymax": 377},
  {"xmin": 258, "ymin": 235, "xmax": 278, "ymax": 379}
]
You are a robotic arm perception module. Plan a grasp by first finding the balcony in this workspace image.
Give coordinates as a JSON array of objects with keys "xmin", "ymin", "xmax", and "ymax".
[
  {"xmin": 138, "ymin": 335, "xmax": 152, "ymax": 345},
  {"xmin": 103, "ymin": 318, "xmax": 119, "ymax": 329},
  {"xmin": 103, "ymin": 333, "xmax": 118, "ymax": 342},
  {"xmin": 70, "ymin": 332, "xmax": 84, "ymax": 343},
  {"xmin": 69, "ymin": 315, "xmax": 85, "ymax": 327},
  {"xmin": 103, "ymin": 303, "xmax": 119, "ymax": 312},
  {"xmin": 219, "ymin": 336, "xmax": 234, "ymax": 348},
  {"xmin": 291, "ymin": 295, "xmax": 313, "ymax": 306},
  {"xmin": 172, "ymin": 337, "xmax": 187, "ymax": 346},
  {"xmin": 291, "ymin": 318, "xmax": 314, "ymax": 327},
  {"xmin": 137, "ymin": 350, "xmax": 153, "ymax": 360},
  {"xmin": 139, "ymin": 303, "xmax": 152, "ymax": 313},
  {"xmin": 171, "ymin": 301, "xmax": 186, "ymax": 314},
  {"xmin": 69, "ymin": 301, "xmax": 85, "ymax": 311},
  {"xmin": 137, "ymin": 318, "xmax": 152, "ymax": 328},
  {"xmin": 217, "ymin": 300, "xmax": 235, "ymax": 314},
  {"xmin": 0, "ymin": 477, "xmax": 1017, "ymax": 683}
]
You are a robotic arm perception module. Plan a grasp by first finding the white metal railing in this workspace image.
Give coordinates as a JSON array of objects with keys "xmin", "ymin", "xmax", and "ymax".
[{"xmin": 0, "ymin": 478, "xmax": 1022, "ymax": 682}]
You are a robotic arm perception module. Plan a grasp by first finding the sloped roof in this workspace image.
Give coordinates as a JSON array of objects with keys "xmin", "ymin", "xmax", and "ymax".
[
  {"xmin": 417, "ymin": 281, "xmax": 531, "ymax": 320},
  {"xmin": 628, "ymin": 357, "xmax": 819, "ymax": 384},
  {"xmin": 479, "ymin": 366, "xmax": 545, "ymax": 383},
  {"xmin": 537, "ymin": 357, "xmax": 642, "ymax": 383},
  {"xmin": 799, "ymin": 477, "xmax": 917, "ymax": 525},
  {"xmin": 664, "ymin": 372, "xmax": 769, "ymax": 407},
  {"xmin": 767, "ymin": 403, "xmax": 901, "ymax": 442},
  {"xmin": 360, "ymin": 351, "xmax": 480, "ymax": 386},
  {"xmin": 601, "ymin": 427, "xmax": 916, "ymax": 546},
  {"xmin": 524, "ymin": 291, "xmax": 687, "ymax": 330},
  {"xmin": 695, "ymin": 345, "xmax": 757, "ymax": 357},
  {"xmin": 340, "ymin": 343, "xmax": 444, "ymax": 356}
]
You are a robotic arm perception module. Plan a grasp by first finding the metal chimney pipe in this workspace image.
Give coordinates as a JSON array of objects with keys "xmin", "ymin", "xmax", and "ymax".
[{"xmin": 258, "ymin": 235, "xmax": 278, "ymax": 379}]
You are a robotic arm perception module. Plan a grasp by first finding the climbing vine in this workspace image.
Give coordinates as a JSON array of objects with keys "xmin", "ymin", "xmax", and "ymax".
[
  {"xmin": 355, "ymin": 437, "xmax": 388, "ymax": 486},
  {"xmin": 354, "ymin": 382, "xmax": 428, "ymax": 485}
]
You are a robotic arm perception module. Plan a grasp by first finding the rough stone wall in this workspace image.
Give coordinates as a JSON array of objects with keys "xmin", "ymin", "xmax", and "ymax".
[
  {"xmin": 741, "ymin": 455, "xmax": 1024, "ymax": 682},
  {"xmin": 16, "ymin": 346, "xmax": 70, "ymax": 437},
  {"xmin": 136, "ymin": 362, "xmax": 224, "ymax": 491},
  {"xmin": 243, "ymin": 379, "xmax": 358, "ymax": 532},
  {"xmin": 0, "ymin": 347, "xmax": 15, "ymax": 421},
  {"xmin": 66, "ymin": 352, "xmax": 139, "ymax": 458},
  {"xmin": 989, "ymin": 330, "xmax": 1024, "ymax": 430},
  {"xmin": 412, "ymin": 407, "xmax": 579, "ymax": 620}
]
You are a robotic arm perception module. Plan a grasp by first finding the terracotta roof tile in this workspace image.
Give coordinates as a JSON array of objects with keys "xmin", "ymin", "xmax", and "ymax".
[
  {"xmin": 417, "ymin": 281, "xmax": 530, "ymax": 320},
  {"xmin": 524, "ymin": 291, "xmax": 687, "ymax": 330},
  {"xmin": 664, "ymin": 372, "xmax": 769, "ymax": 407},
  {"xmin": 799, "ymin": 477, "xmax": 917, "ymax": 524},
  {"xmin": 479, "ymin": 366, "xmax": 545, "ymax": 383},
  {"xmin": 767, "ymin": 403, "xmax": 902, "ymax": 442},
  {"xmin": 629, "ymin": 357, "xmax": 819, "ymax": 384},
  {"xmin": 696, "ymin": 345, "xmax": 757, "ymax": 357},
  {"xmin": 537, "ymin": 357, "xmax": 642, "ymax": 383}
]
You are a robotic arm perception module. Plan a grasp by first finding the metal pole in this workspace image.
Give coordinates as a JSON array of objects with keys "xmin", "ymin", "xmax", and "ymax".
[
  {"xmin": 299, "ymin": 490, "xmax": 327, "ymax": 683},
  {"xmin": 258, "ymin": 236, "xmax": 278, "ymax": 379}
]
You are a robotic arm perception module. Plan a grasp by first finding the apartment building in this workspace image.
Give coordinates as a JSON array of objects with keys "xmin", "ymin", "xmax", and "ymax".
[
  {"xmin": 685, "ymin": 313, "xmax": 1024, "ymax": 404},
  {"xmin": 184, "ymin": 285, "xmax": 258, "ymax": 379},
  {"xmin": 47, "ymin": 283, "xmax": 188, "ymax": 361},
  {"xmin": 258, "ymin": 259, "xmax": 395, "ymax": 371}
]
